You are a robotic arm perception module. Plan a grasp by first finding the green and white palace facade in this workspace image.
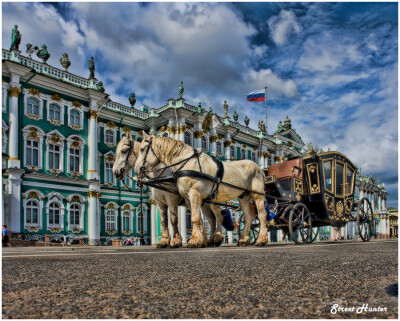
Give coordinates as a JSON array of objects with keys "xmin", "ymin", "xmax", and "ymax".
[{"xmin": 2, "ymin": 46, "xmax": 389, "ymax": 245}]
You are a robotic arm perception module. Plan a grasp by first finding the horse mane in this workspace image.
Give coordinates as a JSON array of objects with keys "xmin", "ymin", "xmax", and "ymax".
[{"xmin": 152, "ymin": 136, "xmax": 193, "ymax": 164}]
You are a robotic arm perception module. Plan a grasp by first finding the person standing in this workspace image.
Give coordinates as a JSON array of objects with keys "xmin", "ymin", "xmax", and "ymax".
[
  {"xmin": 62, "ymin": 234, "xmax": 67, "ymax": 247},
  {"xmin": 2, "ymin": 225, "xmax": 11, "ymax": 247}
]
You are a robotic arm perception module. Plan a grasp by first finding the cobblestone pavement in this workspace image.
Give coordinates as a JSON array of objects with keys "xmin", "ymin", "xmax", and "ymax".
[{"xmin": 2, "ymin": 240, "xmax": 398, "ymax": 319}]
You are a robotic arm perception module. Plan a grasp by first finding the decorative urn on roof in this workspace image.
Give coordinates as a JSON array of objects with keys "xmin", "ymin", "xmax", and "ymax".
[
  {"xmin": 37, "ymin": 44, "xmax": 50, "ymax": 63},
  {"xmin": 284, "ymin": 115, "xmax": 292, "ymax": 130},
  {"xmin": 60, "ymin": 53, "xmax": 71, "ymax": 71},
  {"xmin": 129, "ymin": 92, "xmax": 136, "ymax": 108}
]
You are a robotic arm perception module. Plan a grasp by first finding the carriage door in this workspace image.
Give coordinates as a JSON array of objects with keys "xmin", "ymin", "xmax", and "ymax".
[{"xmin": 322, "ymin": 159, "xmax": 335, "ymax": 217}]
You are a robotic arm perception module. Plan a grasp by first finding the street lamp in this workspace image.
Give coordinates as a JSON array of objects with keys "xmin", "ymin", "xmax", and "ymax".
[{"xmin": 138, "ymin": 181, "xmax": 145, "ymax": 245}]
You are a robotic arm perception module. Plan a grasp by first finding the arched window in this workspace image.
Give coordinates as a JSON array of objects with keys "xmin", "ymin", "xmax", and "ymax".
[
  {"xmin": 105, "ymin": 162, "xmax": 114, "ymax": 185},
  {"xmin": 105, "ymin": 129, "xmax": 114, "ymax": 144},
  {"xmin": 27, "ymin": 98, "xmax": 39, "ymax": 115},
  {"xmin": 49, "ymin": 104, "xmax": 61, "ymax": 121},
  {"xmin": 136, "ymin": 206, "xmax": 148, "ymax": 233},
  {"xmin": 251, "ymin": 152, "xmax": 256, "ymax": 162},
  {"xmin": 216, "ymin": 141, "xmax": 222, "ymax": 155},
  {"xmin": 267, "ymin": 156, "xmax": 272, "ymax": 167},
  {"xmin": 69, "ymin": 147, "xmax": 80, "ymax": 173},
  {"xmin": 184, "ymin": 131, "xmax": 191, "ymax": 145},
  {"xmin": 123, "ymin": 211, "xmax": 131, "ymax": 232},
  {"xmin": 230, "ymin": 145, "xmax": 235, "ymax": 159},
  {"xmin": 70, "ymin": 110, "xmax": 81, "ymax": 125},
  {"xmin": 201, "ymin": 136, "xmax": 207, "ymax": 151},
  {"xmin": 26, "ymin": 200, "xmax": 39, "ymax": 224},
  {"xmin": 69, "ymin": 203, "xmax": 81, "ymax": 226},
  {"xmin": 106, "ymin": 210, "xmax": 116, "ymax": 231},
  {"xmin": 26, "ymin": 139, "xmax": 39, "ymax": 166},
  {"xmin": 241, "ymin": 149, "xmax": 246, "ymax": 160},
  {"xmin": 48, "ymin": 144, "xmax": 61, "ymax": 170},
  {"xmin": 49, "ymin": 202, "xmax": 61, "ymax": 225}
]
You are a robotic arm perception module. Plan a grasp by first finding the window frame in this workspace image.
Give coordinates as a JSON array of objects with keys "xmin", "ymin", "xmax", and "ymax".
[
  {"xmin": 46, "ymin": 198, "xmax": 65, "ymax": 230},
  {"xmin": 136, "ymin": 204, "xmax": 148, "ymax": 233},
  {"xmin": 47, "ymin": 102, "xmax": 64, "ymax": 126},
  {"xmin": 201, "ymin": 135, "xmax": 208, "ymax": 152},
  {"xmin": 22, "ymin": 126, "xmax": 45, "ymax": 170},
  {"xmin": 68, "ymin": 107, "xmax": 83, "ymax": 130},
  {"xmin": 22, "ymin": 190, "xmax": 45, "ymax": 230},
  {"xmin": 184, "ymin": 131, "xmax": 192, "ymax": 146},
  {"xmin": 66, "ymin": 136, "xmax": 86, "ymax": 177},
  {"xmin": 23, "ymin": 90, "xmax": 44, "ymax": 120}
]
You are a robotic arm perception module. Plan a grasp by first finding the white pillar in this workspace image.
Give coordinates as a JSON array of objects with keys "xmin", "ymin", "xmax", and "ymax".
[
  {"xmin": 7, "ymin": 169, "xmax": 23, "ymax": 233},
  {"xmin": 277, "ymin": 229, "xmax": 283, "ymax": 242},
  {"xmin": 87, "ymin": 184, "xmax": 101, "ymax": 245},
  {"xmin": 378, "ymin": 195, "xmax": 382, "ymax": 212},
  {"xmin": 210, "ymin": 129, "xmax": 216, "ymax": 156},
  {"xmin": 8, "ymin": 84, "xmax": 22, "ymax": 168},
  {"xmin": 178, "ymin": 118, "xmax": 185, "ymax": 142},
  {"xmin": 259, "ymin": 152, "xmax": 265, "ymax": 168},
  {"xmin": 150, "ymin": 202, "xmax": 157, "ymax": 245},
  {"xmin": 87, "ymin": 110, "xmax": 99, "ymax": 180},
  {"xmin": 227, "ymin": 231, "xmax": 233, "ymax": 244},
  {"xmin": 179, "ymin": 206, "xmax": 187, "ymax": 243}
]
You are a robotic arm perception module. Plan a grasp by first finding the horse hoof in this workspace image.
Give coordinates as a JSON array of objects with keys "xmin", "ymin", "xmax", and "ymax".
[
  {"xmin": 188, "ymin": 237, "xmax": 207, "ymax": 248},
  {"xmin": 214, "ymin": 233, "xmax": 224, "ymax": 247},
  {"xmin": 256, "ymin": 235, "xmax": 268, "ymax": 246},
  {"xmin": 156, "ymin": 239, "xmax": 170, "ymax": 248},
  {"xmin": 207, "ymin": 239, "xmax": 215, "ymax": 247},
  {"xmin": 170, "ymin": 238, "xmax": 182, "ymax": 248}
]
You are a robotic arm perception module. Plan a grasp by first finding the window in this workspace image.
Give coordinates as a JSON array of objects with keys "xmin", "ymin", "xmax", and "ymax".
[
  {"xmin": 26, "ymin": 140, "xmax": 39, "ymax": 166},
  {"xmin": 49, "ymin": 202, "xmax": 61, "ymax": 225},
  {"xmin": 26, "ymin": 200, "xmax": 39, "ymax": 224},
  {"xmin": 105, "ymin": 162, "xmax": 114, "ymax": 185},
  {"xmin": 323, "ymin": 160, "xmax": 332, "ymax": 192},
  {"xmin": 201, "ymin": 136, "xmax": 207, "ymax": 151},
  {"xmin": 69, "ymin": 148, "xmax": 80, "ymax": 173},
  {"xmin": 136, "ymin": 205, "xmax": 148, "ymax": 233},
  {"xmin": 27, "ymin": 98, "xmax": 39, "ymax": 115},
  {"xmin": 123, "ymin": 211, "xmax": 131, "ymax": 231},
  {"xmin": 70, "ymin": 110, "xmax": 80, "ymax": 125},
  {"xmin": 105, "ymin": 129, "xmax": 114, "ymax": 145},
  {"xmin": 216, "ymin": 141, "xmax": 222, "ymax": 155},
  {"xmin": 49, "ymin": 104, "xmax": 61, "ymax": 121},
  {"xmin": 186, "ymin": 210, "xmax": 192, "ymax": 229},
  {"xmin": 106, "ymin": 210, "xmax": 116, "ymax": 231},
  {"xmin": 230, "ymin": 145, "xmax": 235, "ymax": 159},
  {"xmin": 70, "ymin": 204, "xmax": 80, "ymax": 226},
  {"xmin": 346, "ymin": 166, "xmax": 354, "ymax": 195},
  {"xmin": 184, "ymin": 131, "xmax": 191, "ymax": 145},
  {"xmin": 267, "ymin": 156, "xmax": 272, "ymax": 167},
  {"xmin": 241, "ymin": 149, "xmax": 246, "ymax": 160},
  {"xmin": 251, "ymin": 152, "xmax": 256, "ymax": 162},
  {"xmin": 336, "ymin": 162, "xmax": 344, "ymax": 196},
  {"xmin": 48, "ymin": 144, "xmax": 61, "ymax": 170}
]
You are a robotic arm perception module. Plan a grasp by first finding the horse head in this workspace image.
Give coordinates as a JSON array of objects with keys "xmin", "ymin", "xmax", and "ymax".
[
  {"xmin": 113, "ymin": 132, "xmax": 138, "ymax": 180},
  {"xmin": 134, "ymin": 132, "xmax": 162, "ymax": 178}
]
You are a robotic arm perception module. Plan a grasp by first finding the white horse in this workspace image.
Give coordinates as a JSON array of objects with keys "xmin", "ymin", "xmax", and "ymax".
[
  {"xmin": 113, "ymin": 133, "xmax": 224, "ymax": 247},
  {"xmin": 134, "ymin": 133, "xmax": 269, "ymax": 248}
]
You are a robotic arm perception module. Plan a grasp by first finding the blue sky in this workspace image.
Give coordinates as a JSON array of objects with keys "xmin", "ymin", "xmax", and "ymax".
[{"xmin": 2, "ymin": 2, "xmax": 398, "ymax": 206}]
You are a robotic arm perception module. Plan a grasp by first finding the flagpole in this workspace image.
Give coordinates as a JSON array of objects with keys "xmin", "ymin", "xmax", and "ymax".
[{"xmin": 265, "ymin": 86, "xmax": 268, "ymax": 134}]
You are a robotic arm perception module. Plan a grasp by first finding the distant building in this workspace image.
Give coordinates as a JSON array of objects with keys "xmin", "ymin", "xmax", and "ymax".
[{"xmin": 388, "ymin": 208, "xmax": 398, "ymax": 238}]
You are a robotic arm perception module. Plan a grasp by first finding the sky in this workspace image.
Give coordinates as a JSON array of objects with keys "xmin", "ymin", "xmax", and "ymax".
[{"xmin": 2, "ymin": 2, "xmax": 398, "ymax": 206}]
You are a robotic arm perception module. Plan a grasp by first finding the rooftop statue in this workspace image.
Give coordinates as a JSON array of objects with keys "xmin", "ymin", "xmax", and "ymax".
[
  {"xmin": 284, "ymin": 115, "xmax": 292, "ymax": 130},
  {"xmin": 97, "ymin": 81, "xmax": 105, "ymax": 93},
  {"xmin": 178, "ymin": 81, "xmax": 184, "ymax": 99},
  {"xmin": 275, "ymin": 121, "xmax": 284, "ymax": 133},
  {"xmin": 26, "ymin": 43, "xmax": 38, "ymax": 58},
  {"xmin": 209, "ymin": 106, "xmax": 213, "ymax": 114},
  {"xmin": 233, "ymin": 110, "xmax": 239, "ymax": 122},
  {"xmin": 258, "ymin": 119, "xmax": 266, "ymax": 132},
  {"xmin": 244, "ymin": 115, "xmax": 249, "ymax": 127},
  {"xmin": 60, "ymin": 53, "xmax": 71, "ymax": 71},
  {"xmin": 88, "ymin": 56, "xmax": 95, "ymax": 79},
  {"xmin": 10, "ymin": 25, "xmax": 21, "ymax": 51},
  {"xmin": 37, "ymin": 44, "xmax": 50, "ymax": 63},
  {"xmin": 129, "ymin": 92, "xmax": 136, "ymax": 107},
  {"xmin": 223, "ymin": 100, "xmax": 229, "ymax": 118}
]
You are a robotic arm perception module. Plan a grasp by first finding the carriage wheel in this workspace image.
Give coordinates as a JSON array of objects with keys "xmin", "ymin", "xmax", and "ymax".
[
  {"xmin": 308, "ymin": 227, "xmax": 319, "ymax": 243},
  {"xmin": 289, "ymin": 203, "xmax": 312, "ymax": 245},
  {"xmin": 357, "ymin": 197, "xmax": 373, "ymax": 242},
  {"xmin": 238, "ymin": 214, "xmax": 260, "ymax": 245}
]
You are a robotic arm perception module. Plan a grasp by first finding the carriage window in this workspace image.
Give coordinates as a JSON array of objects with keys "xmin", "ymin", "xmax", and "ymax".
[
  {"xmin": 346, "ymin": 166, "xmax": 354, "ymax": 194},
  {"xmin": 336, "ymin": 162, "xmax": 344, "ymax": 196},
  {"xmin": 323, "ymin": 160, "xmax": 332, "ymax": 191}
]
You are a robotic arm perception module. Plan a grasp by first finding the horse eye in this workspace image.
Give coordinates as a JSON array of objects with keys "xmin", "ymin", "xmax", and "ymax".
[{"xmin": 140, "ymin": 147, "xmax": 145, "ymax": 152}]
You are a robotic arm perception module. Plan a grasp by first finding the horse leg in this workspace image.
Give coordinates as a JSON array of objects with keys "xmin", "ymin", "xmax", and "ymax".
[
  {"xmin": 156, "ymin": 202, "xmax": 170, "ymax": 248},
  {"xmin": 169, "ymin": 204, "xmax": 182, "ymax": 248},
  {"xmin": 201, "ymin": 204, "xmax": 216, "ymax": 247},
  {"xmin": 187, "ymin": 191, "xmax": 207, "ymax": 248},
  {"xmin": 253, "ymin": 194, "xmax": 268, "ymax": 246},
  {"xmin": 238, "ymin": 196, "xmax": 253, "ymax": 246},
  {"xmin": 209, "ymin": 204, "xmax": 224, "ymax": 247}
]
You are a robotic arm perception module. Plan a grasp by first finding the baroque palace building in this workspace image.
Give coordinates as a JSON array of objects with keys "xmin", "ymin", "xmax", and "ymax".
[{"xmin": 1, "ymin": 39, "xmax": 390, "ymax": 245}]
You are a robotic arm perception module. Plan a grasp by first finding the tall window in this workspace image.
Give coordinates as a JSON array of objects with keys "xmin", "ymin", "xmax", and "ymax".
[
  {"xmin": 49, "ymin": 202, "xmax": 61, "ymax": 225},
  {"xmin": 241, "ymin": 149, "xmax": 246, "ymax": 160},
  {"xmin": 106, "ymin": 210, "xmax": 116, "ymax": 231},
  {"xmin": 230, "ymin": 145, "xmax": 235, "ymax": 159},
  {"xmin": 267, "ymin": 156, "xmax": 272, "ymax": 167},
  {"xmin": 105, "ymin": 162, "xmax": 114, "ymax": 185},
  {"xmin": 48, "ymin": 144, "xmax": 61, "ymax": 170},
  {"xmin": 69, "ymin": 148, "xmax": 80, "ymax": 172},
  {"xmin": 123, "ymin": 211, "xmax": 131, "ymax": 231},
  {"xmin": 49, "ymin": 104, "xmax": 61, "ymax": 121},
  {"xmin": 70, "ymin": 204, "xmax": 80, "ymax": 225},
  {"xmin": 105, "ymin": 129, "xmax": 114, "ymax": 145},
  {"xmin": 201, "ymin": 136, "xmax": 207, "ymax": 150},
  {"xmin": 27, "ymin": 98, "xmax": 39, "ymax": 115},
  {"xmin": 184, "ymin": 131, "xmax": 191, "ymax": 145},
  {"xmin": 137, "ymin": 209, "xmax": 144, "ymax": 232},
  {"xmin": 251, "ymin": 152, "xmax": 256, "ymax": 162},
  {"xmin": 26, "ymin": 200, "xmax": 39, "ymax": 224},
  {"xmin": 26, "ymin": 140, "xmax": 39, "ymax": 166},
  {"xmin": 70, "ymin": 110, "xmax": 80, "ymax": 125},
  {"xmin": 216, "ymin": 141, "xmax": 222, "ymax": 154}
]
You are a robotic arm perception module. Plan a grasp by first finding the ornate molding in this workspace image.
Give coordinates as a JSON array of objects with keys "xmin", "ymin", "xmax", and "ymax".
[
  {"xmin": 87, "ymin": 110, "xmax": 98, "ymax": 119},
  {"xmin": 72, "ymin": 101, "xmax": 82, "ymax": 108},
  {"xmin": 193, "ymin": 131, "xmax": 203, "ymax": 138},
  {"xmin": 149, "ymin": 200, "xmax": 156, "ymax": 205},
  {"xmin": 224, "ymin": 140, "xmax": 231, "ymax": 147},
  {"xmin": 71, "ymin": 138, "xmax": 81, "ymax": 148},
  {"xmin": 50, "ymin": 94, "xmax": 62, "ymax": 102},
  {"xmin": 71, "ymin": 195, "xmax": 80, "ymax": 203},
  {"xmin": 50, "ymin": 119, "xmax": 61, "ymax": 126},
  {"xmin": 122, "ymin": 126, "xmax": 131, "ymax": 133},
  {"xmin": 70, "ymin": 124, "xmax": 82, "ymax": 131},
  {"xmin": 26, "ymin": 113, "xmax": 41, "ymax": 121},
  {"xmin": 210, "ymin": 135, "xmax": 218, "ymax": 143},
  {"xmin": 28, "ymin": 88, "xmax": 40, "ymax": 96},
  {"xmin": 28, "ymin": 191, "xmax": 38, "ymax": 198},
  {"xmin": 9, "ymin": 86, "xmax": 22, "ymax": 97},
  {"xmin": 167, "ymin": 126, "xmax": 177, "ymax": 134},
  {"xmin": 87, "ymin": 191, "xmax": 101, "ymax": 198},
  {"xmin": 27, "ymin": 127, "xmax": 39, "ymax": 140},
  {"xmin": 87, "ymin": 170, "xmax": 97, "ymax": 174},
  {"xmin": 48, "ymin": 134, "xmax": 62, "ymax": 144},
  {"xmin": 106, "ymin": 121, "xmax": 116, "ymax": 129}
]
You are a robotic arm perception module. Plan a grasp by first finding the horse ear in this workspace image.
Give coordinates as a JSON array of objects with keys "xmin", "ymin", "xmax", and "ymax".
[
  {"xmin": 126, "ymin": 132, "xmax": 132, "ymax": 140},
  {"xmin": 142, "ymin": 131, "xmax": 148, "ymax": 140}
]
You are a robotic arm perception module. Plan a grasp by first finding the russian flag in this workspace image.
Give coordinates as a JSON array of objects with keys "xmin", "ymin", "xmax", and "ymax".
[{"xmin": 247, "ymin": 89, "xmax": 265, "ymax": 102}]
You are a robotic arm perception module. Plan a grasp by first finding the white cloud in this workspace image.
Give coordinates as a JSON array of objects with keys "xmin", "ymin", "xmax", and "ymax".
[{"xmin": 268, "ymin": 10, "xmax": 302, "ymax": 46}]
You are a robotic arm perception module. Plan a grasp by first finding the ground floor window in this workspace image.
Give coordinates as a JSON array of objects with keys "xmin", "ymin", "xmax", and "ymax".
[
  {"xmin": 69, "ymin": 204, "xmax": 80, "ymax": 225},
  {"xmin": 106, "ymin": 210, "xmax": 116, "ymax": 232},
  {"xmin": 26, "ymin": 200, "xmax": 39, "ymax": 224},
  {"xmin": 49, "ymin": 202, "xmax": 61, "ymax": 225}
]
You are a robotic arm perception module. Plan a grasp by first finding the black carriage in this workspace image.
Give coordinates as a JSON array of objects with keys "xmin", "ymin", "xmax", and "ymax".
[{"xmin": 239, "ymin": 151, "xmax": 374, "ymax": 244}]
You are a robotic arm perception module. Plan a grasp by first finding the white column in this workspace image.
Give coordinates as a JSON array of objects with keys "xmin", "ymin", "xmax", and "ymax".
[
  {"xmin": 87, "ymin": 110, "xmax": 99, "ymax": 180},
  {"xmin": 277, "ymin": 229, "xmax": 283, "ymax": 242},
  {"xmin": 8, "ymin": 84, "xmax": 22, "ymax": 168},
  {"xmin": 225, "ymin": 134, "xmax": 231, "ymax": 161},
  {"xmin": 227, "ymin": 231, "xmax": 233, "ymax": 244},
  {"xmin": 259, "ymin": 152, "xmax": 265, "ymax": 168},
  {"xmin": 178, "ymin": 118, "xmax": 185, "ymax": 142},
  {"xmin": 7, "ymin": 169, "xmax": 23, "ymax": 233},
  {"xmin": 179, "ymin": 206, "xmax": 187, "ymax": 243},
  {"xmin": 210, "ymin": 129, "xmax": 216, "ymax": 156},
  {"xmin": 88, "ymin": 184, "xmax": 101, "ymax": 245},
  {"xmin": 378, "ymin": 195, "xmax": 382, "ymax": 212},
  {"xmin": 150, "ymin": 203, "xmax": 157, "ymax": 245}
]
